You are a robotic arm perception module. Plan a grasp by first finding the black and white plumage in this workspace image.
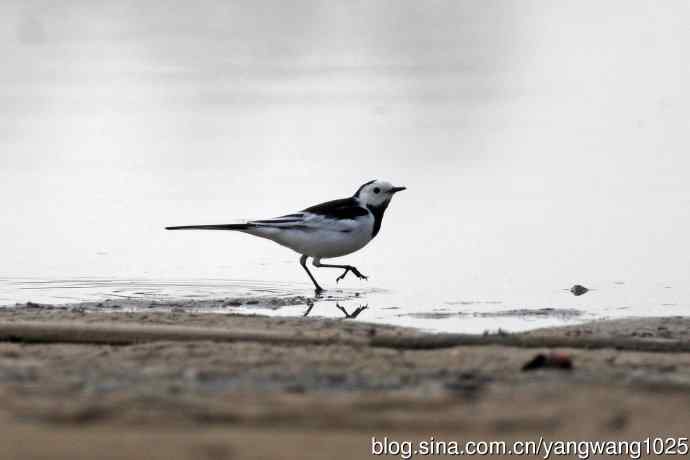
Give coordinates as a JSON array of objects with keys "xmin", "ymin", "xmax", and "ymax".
[{"xmin": 166, "ymin": 180, "xmax": 406, "ymax": 293}]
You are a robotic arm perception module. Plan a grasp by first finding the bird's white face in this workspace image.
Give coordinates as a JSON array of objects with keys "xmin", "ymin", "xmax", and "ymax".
[{"xmin": 354, "ymin": 180, "xmax": 406, "ymax": 208}]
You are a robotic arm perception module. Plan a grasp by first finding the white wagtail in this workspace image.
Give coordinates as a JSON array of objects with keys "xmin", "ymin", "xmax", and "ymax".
[{"xmin": 166, "ymin": 180, "xmax": 406, "ymax": 293}]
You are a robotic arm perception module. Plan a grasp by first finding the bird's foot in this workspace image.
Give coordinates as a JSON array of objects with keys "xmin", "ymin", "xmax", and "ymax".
[
  {"xmin": 351, "ymin": 267, "xmax": 368, "ymax": 280},
  {"xmin": 336, "ymin": 266, "xmax": 368, "ymax": 283},
  {"xmin": 314, "ymin": 286, "xmax": 325, "ymax": 296}
]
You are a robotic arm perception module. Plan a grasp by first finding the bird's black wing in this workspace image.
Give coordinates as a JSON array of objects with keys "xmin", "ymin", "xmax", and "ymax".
[{"xmin": 302, "ymin": 197, "xmax": 369, "ymax": 220}]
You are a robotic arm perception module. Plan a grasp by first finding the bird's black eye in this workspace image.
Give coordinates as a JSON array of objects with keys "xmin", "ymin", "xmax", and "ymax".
[{"xmin": 373, "ymin": 187, "xmax": 381, "ymax": 194}]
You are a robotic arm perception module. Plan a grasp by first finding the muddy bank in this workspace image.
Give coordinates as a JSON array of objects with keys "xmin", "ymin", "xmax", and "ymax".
[
  {"xmin": 0, "ymin": 308, "xmax": 689, "ymax": 459},
  {"xmin": 1, "ymin": 308, "xmax": 688, "ymax": 352}
]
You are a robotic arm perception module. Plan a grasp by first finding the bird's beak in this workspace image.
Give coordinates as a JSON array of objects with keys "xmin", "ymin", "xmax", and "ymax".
[{"xmin": 391, "ymin": 186, "xmax": 407, "ymax": 194}]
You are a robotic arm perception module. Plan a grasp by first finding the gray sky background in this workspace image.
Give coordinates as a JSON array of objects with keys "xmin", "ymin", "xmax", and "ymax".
[{"xmin": 1, "ymin": 1, "xmax": 688, "ymax": 299}]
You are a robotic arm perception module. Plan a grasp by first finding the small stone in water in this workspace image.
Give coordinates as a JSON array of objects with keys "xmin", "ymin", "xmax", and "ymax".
[{"xmin": 570, "ymin": 285, "xmax": 589, "ymax": 296}]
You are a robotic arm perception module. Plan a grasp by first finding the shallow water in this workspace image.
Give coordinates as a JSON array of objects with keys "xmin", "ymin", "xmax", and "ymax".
[
  {"xmin": 1, "ymin": 276, "xmax": 687, "ymax": 333},
  {"xmin": 1, "ymin": 1, "xmax": 688, "ymax": 333}
]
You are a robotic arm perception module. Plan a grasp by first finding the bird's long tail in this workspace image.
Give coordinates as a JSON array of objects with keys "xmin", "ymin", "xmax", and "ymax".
[{"xmin": 165, "ymin": 224, "xmax": 251, "ymax": 231}]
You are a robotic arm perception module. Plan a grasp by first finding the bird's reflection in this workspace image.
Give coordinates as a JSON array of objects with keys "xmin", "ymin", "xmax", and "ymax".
[
  {"xmin": 303, "ymin": 300, "xmax": 315, "ymax": 317},
  {"xmin": 336, "ymin": 303, "xmax": 368, "ymax": 318},
  {"xmin": 303, "ymin": 301, "xmax": 368, "ymax": 319}
]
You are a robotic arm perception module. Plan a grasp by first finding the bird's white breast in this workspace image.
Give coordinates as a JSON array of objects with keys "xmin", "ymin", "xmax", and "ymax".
[{"xmin": 246, "ymin": 212, "xmax": 374, "ymax": 259}]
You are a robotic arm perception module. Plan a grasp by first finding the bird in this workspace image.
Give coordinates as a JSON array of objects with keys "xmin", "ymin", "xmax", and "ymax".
[{"xmin": 166, "ymin": 180, "xmax": 406, "ymax": 293}]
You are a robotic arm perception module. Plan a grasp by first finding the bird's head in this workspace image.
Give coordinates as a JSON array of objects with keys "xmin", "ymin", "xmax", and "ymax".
[{"xmin": 354, "ymin": 180, "xmax": 406, "ymax": 208}]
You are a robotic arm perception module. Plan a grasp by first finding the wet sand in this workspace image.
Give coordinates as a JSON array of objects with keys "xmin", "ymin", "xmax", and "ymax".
[{"xmin": 0, "ymin": 306, "xmax": 689, "ymax": 459}]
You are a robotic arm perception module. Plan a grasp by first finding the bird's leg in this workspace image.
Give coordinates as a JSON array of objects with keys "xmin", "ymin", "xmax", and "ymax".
[
  {"xmin": 300, "ymin": 255, "xmax": 324, "ymax": 294},
  {"xmin": 312, "ymin": 259, "xmax": 368, "ymax": 283}
]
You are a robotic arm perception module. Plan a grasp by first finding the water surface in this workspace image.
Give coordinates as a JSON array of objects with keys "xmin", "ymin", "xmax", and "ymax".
[{"xmin": 1, "ymin": 276, "xmax": 687, "ymax": 333}]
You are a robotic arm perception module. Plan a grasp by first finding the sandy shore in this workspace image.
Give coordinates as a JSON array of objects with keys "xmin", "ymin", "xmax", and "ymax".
[{"xmin": 0, "ymin": 306, "xmax": 689, "ymax": 459}]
